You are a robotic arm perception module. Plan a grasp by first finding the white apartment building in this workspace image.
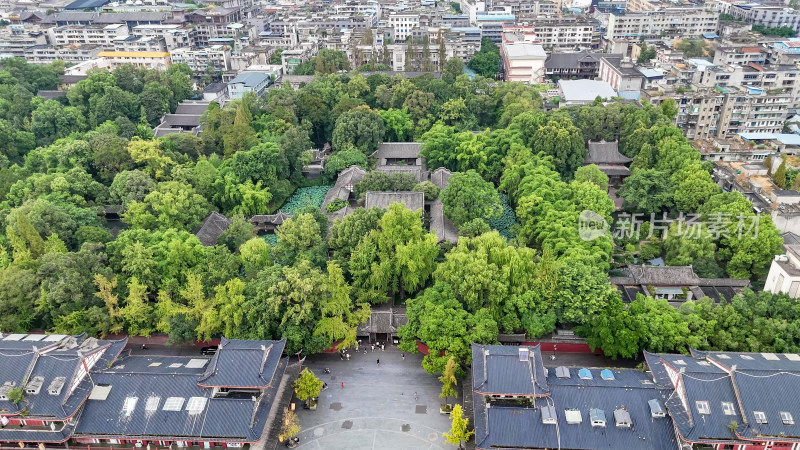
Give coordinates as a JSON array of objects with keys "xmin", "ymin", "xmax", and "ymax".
[
  {"xmin": 131, "ymin": 24, "xmax": 194, "ymax": 50},
  {"xmin": 388, "ymin": 13, "xmax": 420, "ymax": 41},
  {"xmin": 170, "ymin": 46, "xmax": 232, "ymax": 75},
  {"xmin": 501, "ymin": 42, "xmax": 547, "ymax": 83},
  {"xmin": 97, "ymin": 51, "xmax": 171, "ymax": 70},
  {"xmin": 24, "ymin": 44, "xmax": 102, "ymax": 64},
  {"xmin": 765, "ymin": 244, "xmax": 800, "ymax": 298},
  {"xmin": 513, "ymin": 17, "xmax": 598, "ymax": 49},
  {"xmin": 48, "ymin": 23, "xmax": 129, "ymax": 49},
  {"xmin": 714, "ymin": 1, "xmax": 800, "ymax": 33},
  {"xmin": 113, "ymin": 35, "xmax": 167, "ymax": 53},
  {"xmin": 604, "ymin": 8, "xmax": 718, "ymax": 40}
]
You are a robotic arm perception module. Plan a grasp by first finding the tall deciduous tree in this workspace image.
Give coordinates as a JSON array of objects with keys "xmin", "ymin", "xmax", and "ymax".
[
  {"xmin": 331, "ymin": 105, "xmax": 385, "ymax": 154},
  {"xmin": 120, "ymin": 276, "xmax": 154, "ymax": 336},
  {"xmin": 444, "ymin": 404, "xmax": 474, "ymax": 449},
  {"xmin": 314, "ymin": 262, "xmax": 371, "ymax": 349},
  {"xmin": 440, "ymin": 170, "xmax": 501, "ymax": 227}
]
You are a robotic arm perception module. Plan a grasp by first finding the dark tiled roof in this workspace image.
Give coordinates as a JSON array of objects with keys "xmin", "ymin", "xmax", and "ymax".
[
  {"xmin": 198, "ymin": 338, "xmax": 286, "ymax": 389},
  {"xmin": 375, "ymin": 165, "xmax": 427, "ymax": 182},
  {"xmin": 64, "ymin": 0, "xmax": 111, "ymax": 10},
  {"xmin": 472, "ymin": 344, "xmax": 549, "ymax": 396},
  {"xmin": 163, "ymin": 114, "xmax": 202, "ymax": 128},
  {"xmin": 585, "ymin": 141, "xmax": 632, "ymax": 165},
  {"xmin": 75, "ymin": 351, "xmax": 286, "ymax": 441},
  {"xmin": 0, "ymin": 335, "xmax": 126, "ymax": 442},
  {"xmin": 154, "ymin": 127, "xmax": 185, "ymax": 138},
  {"xmin": 37, "ymin": 90, "xmax": 67, "ymax": 100},
  {"xmin": 249, "ymin": 211, "xmax": 290, "ymax": 225},
  {"xmin": 194, "ymin": 211, "xmax": 232, "ymax": 246},
  {"xmin": 364, "ymin": 191, "xmax": 424, "ymax": 211},
  {"xmin": 372, "ymin": 142, "xmax": 423, "ymax": 160},
  {"xmin": 545, "ymin": 51, "xmax": 622, "ymax": 70},
  {"xmin": 596, "ymin": 164, "xmax": 631, "ymax": 176},
  {"xmin": 174, "ymin": 102, "xmax": 210, "ymax": 115},
  {"xmin": 646, "ymin": 349, "xmax": 800, "ymax": 444},
  {"xmin": 430, "ymin": 199, "xmax": 458, "ymax": 243},
  {"xmin": 429, "ymin": 167, "xmax": 451, "ymax": 189},
  {"xmin": 474, "ymin": 345, "xmax": 675, "ymax": 450}
]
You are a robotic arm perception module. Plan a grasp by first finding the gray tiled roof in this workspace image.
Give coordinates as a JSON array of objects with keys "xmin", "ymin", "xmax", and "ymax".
[
  {"xmin": 175, "ymin": 103, "xmax": 210, "ymax": 116},
  {"xmin": 430, "ymin": 199, "xmax": 458, "ymax": 244},
  {"xmin": 194, "ymin": 211, "xmax": 232, "ymax": 246},
  {"xmin": 375, "ymin": 165, "xmax": 427, "ymax": 182},
  {"xmin": 372, "ymin": 142, "xmax": 423, "ymax": 160},
  {"xmin": 429, "ymin": 167, "xmax": 451, "ymax": 190},
  {"xmin": 645, "ymin": 349, "xmax": 800, "ymax": 444},
  {"xmin": 0, "ymin": 334, "xmax": 126, "ymax": 442},
  {"xmin": 198, "ymin": 338, "xmax": 286, "ymax": 389},
  {"xmin": 585, "ymin": 141, "xmax": 632, "ymax": 165},
  {"xmin": 76, "ymin": 340, "xmax": 286, "ymax": 442},
  {"xmin": 163, "ymin": 114, "xmax": 202, "ymax": 128},
  {"xmin": 474, "ymin": 344, "xmax": 676, "ymax": 450},
  {"xmin": 472, "ymin": 344, "xmax": 549, "ymax": 396},
  {"xmin": 364, "ymin": 191, "xmax": 424, "ymax": 211}
]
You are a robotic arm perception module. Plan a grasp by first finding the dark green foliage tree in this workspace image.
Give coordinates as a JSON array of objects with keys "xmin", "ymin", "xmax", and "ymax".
[
  {"xmin": 774, "ymin": 158, "xmax": 787, "ymax": 189},
  {"xmin": 323, "ymin": 148, "xmax": 368, "ymax": 182},
  {"xmin": 467, "ymin": 38, "xmax": 500, "ymax": 78},
  {"xmin": 332, "ymin": 105, "xmax": 385, "ymax": 154},
  {"xmin": 440, "ymin": 170, "xmax": 501, "ymax": 227}
]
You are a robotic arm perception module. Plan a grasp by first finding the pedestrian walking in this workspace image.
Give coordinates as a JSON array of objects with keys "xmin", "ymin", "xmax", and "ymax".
[
  {"xmin": 377, "ymin": 359, "xmax": 380, "ymax": 365},
  {"xmin": 340, "ymin": 353, "xmax": 343, "ymax": 360},
  {"xmin": 401, "ymin": 353, "xmax": 405, "ymax": 361},
  {"xmin": 355, "ymin": 343, "xmax": 359, "ymax": 351},
  {"xmin": 364, "ymin": 349, "xmax": 367, "ymax": 354},
  {"xmin": 341, "ymin": 382, "xmax": 344, "ymax": 388},
  {"xmin": 346, "ymin": 353, "xmax": 350, "ymax": 360},
  {"xmin": 414, "ymin": 391, "xmax": 418, "ymax": 401},
  {"xmin": 371, "ymin": 344, "xmax": 375, "ymax": 352},
  {"xmin": 381, "ymin": 343, "xmax": 385, "ymax": 351}
]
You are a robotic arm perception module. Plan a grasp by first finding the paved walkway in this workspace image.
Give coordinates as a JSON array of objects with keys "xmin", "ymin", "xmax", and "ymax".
[{"xmin": 294, "ymin": 348, "xmax": 457, "ymax": 450}]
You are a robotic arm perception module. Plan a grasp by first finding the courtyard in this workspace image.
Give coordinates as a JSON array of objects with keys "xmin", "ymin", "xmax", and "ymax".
[{"xmin": 292, "ymin": 347, "xmax": 459, "ymax": 450}]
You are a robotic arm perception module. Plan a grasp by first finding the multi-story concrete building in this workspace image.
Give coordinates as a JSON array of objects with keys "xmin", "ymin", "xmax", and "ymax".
[
  {"xmin": 769, "ymin": 40, "xmax": 800, "ymax": 65},
  {"xmin": 598, "ymin": 56, "xmax": 644, "ymax": 98},
  {"xmin": 24, "ymin": 44, "xmax": 103, "ymax": 63},
  {"xmin": 491, "ymin": 0, "xmax": 559, "ymax": 16},
  {"xmin": 713, "ymin": 44, "xmax": 767, "ymax": 66},
  {"xmin": 228, "ymin": 71, "xmax": 271, "ymax": 98},
  {"xmin": 97, "ymin": 50, "xmax": 171, "ymax": 70},
  {"xmin": 387, "ymin": 13, "xmax": 420, "ymax": 41},
  {"xmin": 715, "ymin": 1, "xmax": 800, "ymax": 33},
  {"xmin": 113, "ymin": 35, "xmax": 167, "ymax": 52},
  {"xmin": 545, "ymin": 51, "xmax": 622, "ymax": 80},
  {"xmin": 645, "ymin": 83, "xmax": 791, "ymax": 139},
  {"xmin": 48, "ymin": 23, "xmax": 128, "ymax": 49},
  {"xmin": 501, "ymin": 41, "xmax": 547, "ymax": 83},
  {"xmin": 281, "ymin": 47, "xmax": 316, "ymax": 74},
  {"xmin": 603, "ymin": 8, "xmax": 719, "ymax": 40},
  {"xmin": 0, "ymin": 31, "xmax": 47, "ymax": 57},
  {"xmin": 476, "ymin": 13, "xmax": 515, "ymax": 43},
  {"xmin": 185, "ymin": 7, "xmax": 242, "ymax": 48},
  {"xmin": 170, "ymin": 45, "xmax": 231, "ymax": 75},
  {"xmin": 131, "ymin": 24, "xmax": 194, "ymax": 50},
  {"xmin": 765, "ymin": 237, "xmax": 800, "ymax": 297},
  {"xmin": 513, "ymin": 16, "xmax": 599, "ymax": 49}
]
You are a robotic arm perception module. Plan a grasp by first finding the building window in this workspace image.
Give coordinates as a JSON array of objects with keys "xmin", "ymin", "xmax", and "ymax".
[
  {"xmin": 781, "ymin": 411, "xmax": 794, "ymax": 425},
  {"xmin": 696, "ymin": 401, "xmax": 711, "ymax": 415},
  {"xmin": 721, "ymin": 402, "xmax": 736, "ymax": 416},
  {"xmin": 754, "ymin": 411, "xmax": 768, "ymax": 424}
]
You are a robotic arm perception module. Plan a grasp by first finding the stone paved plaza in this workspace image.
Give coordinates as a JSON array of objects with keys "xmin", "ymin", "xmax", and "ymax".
[{"xmin": 293, "ymin": 347, "xmax": 459, "ymax": 450}]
